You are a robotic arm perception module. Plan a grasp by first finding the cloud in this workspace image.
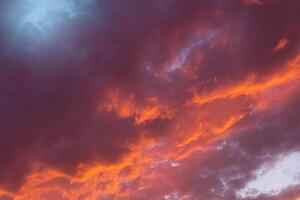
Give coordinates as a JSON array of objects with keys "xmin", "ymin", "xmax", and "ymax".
[
  {"xmin": 124, "ymin": 83, "xmax": 300, "ymax": 200},
  {"xmin": 0, "ymin": 0, "xmax": 299, "ymax": 199}
]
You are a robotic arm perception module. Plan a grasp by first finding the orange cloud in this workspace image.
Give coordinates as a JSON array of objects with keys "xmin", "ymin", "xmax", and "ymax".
[
  {"xmin": 98, "ymin": 89, "xmax": 175, "ymax": 125},
  {"xmin": 187, "ymin": 55, "xmax": 300, "ymax": 107},
  {"xmin": 3, "ymin": 53, "xmax": 300, "ymax": 200}
]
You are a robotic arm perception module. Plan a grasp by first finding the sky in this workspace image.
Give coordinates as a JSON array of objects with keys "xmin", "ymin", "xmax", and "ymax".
[{"xmin": 0, "ymin": 0, "xmax": 300, "ymax": 199}]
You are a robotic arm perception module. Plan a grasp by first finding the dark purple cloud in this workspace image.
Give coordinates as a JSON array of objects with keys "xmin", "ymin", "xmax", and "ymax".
[{"xmin": 0, "ymin": 0, "xmax": 299, "ymax": 199}]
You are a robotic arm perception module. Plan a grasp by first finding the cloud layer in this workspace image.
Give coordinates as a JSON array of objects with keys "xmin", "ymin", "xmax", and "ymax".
[{"xmin": 0, "ymin": 0, "xmax": 300, "ymax": 199}]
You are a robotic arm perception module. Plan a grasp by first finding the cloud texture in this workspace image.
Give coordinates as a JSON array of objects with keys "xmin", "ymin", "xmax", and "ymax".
[{"xmin": 0, "ymin": 0, "xmax": 300, "ymax": 199}]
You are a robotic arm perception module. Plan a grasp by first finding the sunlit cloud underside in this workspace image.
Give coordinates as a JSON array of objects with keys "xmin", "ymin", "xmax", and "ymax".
[{"xmin": 0, "ymin": 0, "xmax": 300, "ymax": 200}]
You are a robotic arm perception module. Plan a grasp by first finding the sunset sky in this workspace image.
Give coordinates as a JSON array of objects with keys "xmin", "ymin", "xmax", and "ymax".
[{"xmin": 0, "ymin": 0, "xmax": 300, "ymax": 199}]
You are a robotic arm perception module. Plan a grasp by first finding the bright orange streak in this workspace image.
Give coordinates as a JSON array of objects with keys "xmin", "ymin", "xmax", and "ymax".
[
  {"xmin": 98, "ymin": 89, "xmax": 175, "ymax": 125},
  {"xmin": 174, "ymin": 113, "xmax": 245, "ymax": 160},
  {"xmin": 188, "ymin": 56, "xmax": 300, "ymax": 106},
  {"xmin": 11, "ymin": 135, "xmax": 158, "ymax": 200},
  {"xmin": 175, "ymin": 114, "xmax": 243, "ymax": 149}
]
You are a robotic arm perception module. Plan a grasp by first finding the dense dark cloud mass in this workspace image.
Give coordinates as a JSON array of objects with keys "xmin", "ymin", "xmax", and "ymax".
[{"xmin": 0, "ymin": 0, "xmax": 299, "ymax": 199}]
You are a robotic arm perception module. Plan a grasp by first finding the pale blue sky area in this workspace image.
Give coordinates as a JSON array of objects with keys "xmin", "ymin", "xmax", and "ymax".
[{"xmin": 238, "ymin": 152, "xmax": 300, "ymax": 198}]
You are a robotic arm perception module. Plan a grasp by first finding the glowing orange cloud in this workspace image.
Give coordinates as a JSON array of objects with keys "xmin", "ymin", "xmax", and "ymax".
[
  {"xmin": 4, "ymin": 53, "xmax": 299, "ymax": 199},
  {"xmin": 98, "ymin": 88, "xmax": 175, "ymax": 125},
  {"xmin": 187, "ymin": 55, "xmax": 300, "ymax": 107},
  {"xmin": 1, "ymin": 0, "xmax": 300, "ymax": 199}
]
